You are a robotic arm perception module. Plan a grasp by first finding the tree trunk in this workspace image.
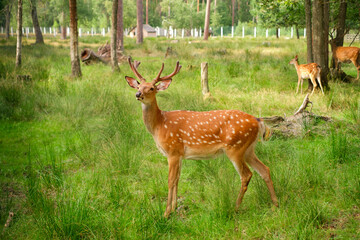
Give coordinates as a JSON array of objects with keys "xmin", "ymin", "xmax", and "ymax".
[
  {"xmin": 334, "ymin": 0, "xmax": 347, "ymax": 47},
  {"xmin": 312, "ymin": 0, "xmax": 329, "ymax": 90},
  {"xmin": 146, "ymin": 0, "xmax": 149, "ymax": 25},
  {"xmin": 136, "ymin": 0, "xmax": 143, "ymax": 44},
  {"xmin": 323, "ymin": 0, "xmax": 329, "ymax": 79},
  {"xmin": 111, "ymin": 0, "xmax": 119, "ymax": 71},
  {"xmin": 296, "ymin": 26, "xmax": 300, "ymax": 39},
  {"xmin": 305, "ymin": 0, "xmax": 313, "ymax": 63},
  {"xmin": 232, "ymin": 0, "xmax": 235, "ymax": 26},
  {"xmin": 305, "ymin": 0, "xmax": 314, "ymax": 91},
  {"xmin": 15, "ymin": 0, "xmax": 22, "ymax": 68},
  {"xmin": 117, "ymin": 0, "xmax": 124, "ymax": 51},
  {"xmin": 197, "ymin": 0, "xmax": 199, "ymax": 12},
  {"xmin": 69, "ymin": 0, "xmax": 81, "ymax": 77},
  {"xmin": 61, "ymin": 11, "xmax": 66, "ymax": 39},
  {"xmin": 30, "ymin": 0, "xmax": 44, "ymax": 44},
  {"xmin": 5, "ymin": 2, "xmax": 13, "ymax": 40},
  {"xmin": 276, "ymin": 28, "xmax": 279, "ymax": 38},
  {"xmin": 203, "ymin": 0, "xmax": 211, "ymax": 40}
]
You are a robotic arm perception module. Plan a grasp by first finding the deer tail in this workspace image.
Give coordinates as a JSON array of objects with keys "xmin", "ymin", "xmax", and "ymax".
[{"xmin": 256, "ymin": 118, "xmax": 272, "ymax": 142}]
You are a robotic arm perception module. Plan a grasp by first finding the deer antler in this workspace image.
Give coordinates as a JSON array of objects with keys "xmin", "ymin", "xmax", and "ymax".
[
  {"xmin": 152, "ymin": 61, "xmax": 182, "ymax": 84},
  {"xmin": 128, "ymin": 57, "xmax": 146, "ymax": 83}
]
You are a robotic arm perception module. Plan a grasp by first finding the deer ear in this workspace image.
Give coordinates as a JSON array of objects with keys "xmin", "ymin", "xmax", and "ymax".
[
  {"xmin": 156, "ymin": 79, "xmax": 172, "ymax": 91},
  {"xmin": 125, "ymin": 76, "xmax": 140, "ymax": 89}
]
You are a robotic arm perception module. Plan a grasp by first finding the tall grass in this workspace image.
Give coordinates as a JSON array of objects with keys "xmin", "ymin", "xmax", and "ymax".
[{"xmin": 0, "ymin": 36, "xmax": 359, "ymax": 239}]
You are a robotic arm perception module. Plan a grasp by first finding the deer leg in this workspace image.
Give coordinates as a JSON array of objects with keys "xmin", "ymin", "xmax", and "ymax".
[
  {"xmin": 316, "ymin": 75, "xmax": 324, "ymax": 95},
  {"xmin": 245, "ymin": 151, "xmax": 279, "ymax": 207},
  {"xmin": 164, "ymin": 156, "xmax": 181, "ymax": 218},
  {"xmin": 171, "ymin": 159, "xmax": 182, "ymax": 212},
  {"xmin": 351, "ymin": 59, "xmax": 360, "ymax": 80},
  {"xmin": 309, "ymin": 76, "xmax": 317, "ymax": 96},
  {"xmin": 227, "ymin": 150, "xmax": 252, "ymax": 210},
  {"xmin": 296, "ymin": 76, "xmax": 301, "ymax": 94},
  {"xmin": 300, "ymin": 78, "xmax": 304, "ymax": 94}
]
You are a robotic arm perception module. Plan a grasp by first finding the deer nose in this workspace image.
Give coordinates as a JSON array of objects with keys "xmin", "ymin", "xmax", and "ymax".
[{"xmin": 136, "ymin": 92, "xmax": 142, "ymax": 98}]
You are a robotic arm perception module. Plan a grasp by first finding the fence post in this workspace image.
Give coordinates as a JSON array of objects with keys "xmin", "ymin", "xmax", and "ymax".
[
  {"xmin": 266, "ymin": 29, "xmax": 268, "ymax": 38},
  {"xmin": 54, "ymin": 28, "xmax": 57, "ymax": 37},
  {"xmin": 182, "ymin": 29, "xmax": 184, "ymax": 38},
  {"xmin": 254, "ymin": 27, "xmax": 256, "ymax": 38},
  {"xmin": 201, "ymin": 62, "xmax": 211, "ymax": 100},
  {"xmin": 221, "ymin": 27, "xmax": 223, "ymax": 38},
  {"xmin": 304, "ymin": 28, "xmax": 306, "ymax": 37},
  {"xmin": 11, "ymin": 27, "xmax": 13, "ymax": 36},
  {"xmin": 199, "ymin": 27, "xmax": 202, "ymax": 37},
  {"xmin": 49, "ymin": 27, "xmax": 52, "ymax": 34},
  {"xmin": 79, "ymin": 28, "xmax": 82, "ymax": 37},
  {"xmin": 291, "ymin": 27, "xmax": 293, "ymax": 38},
  {"xmin": 278, "ymin": 28, "xmax": 281, "ymax": 37},
  {"xmin": 1, "ymin": 27, "xmax": 3, "ymax": 34},
  {"xmin": 231, "ymin": 26, "xmax": 234, "ymax": 37},
  {"xmin": 67, "ymin": 27, "xmax": 70, "ymax": 35},
  {"xmin": 26, "ymin": 27, "xmax": 29, "ymax": 38},
  {"xmin": 174, "ymin": 29, "xmax": 177, "ymax": 38},
  {"xmin": 242, "ymin": 26, "xmax": 244, "ymax": 38}
]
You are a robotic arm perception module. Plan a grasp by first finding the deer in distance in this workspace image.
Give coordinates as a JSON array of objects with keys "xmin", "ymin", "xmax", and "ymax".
[
  {"xmin": 289, "ymin": 55, "xmax": 324, "ymax": 96},
  {"xmin": 125, "ymin": 58, "xmax": 279, "ymax": 218},
  {"xmin": 329, "ymin": 39, "xmax": 360, "ymax": 80}
]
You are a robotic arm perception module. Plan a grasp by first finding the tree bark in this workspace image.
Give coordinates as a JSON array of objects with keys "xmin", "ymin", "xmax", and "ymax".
[
  {"xmin": 276, "ymin": 28, "xmax": 279, "ymax": 38},
  {"xmin": 296, "ymin": 26, "xmax": 300, "ymax": 39},
  {"xmin": 305, "ymin": 0, "xmax": 313, "ymax": 63},
  {"xmin": 136, "ymin": 0, "xmax": 143, "ymax": 44},
  {"xmin": 5, "ymin": 2, "xmax": 13, "ymax": 40},
  {"xmin": 334, "ymin": 0, "xmax": 347, "ymax": 47},
  {"xmin": 146, "ymin": 0, "xmax": 149, "ymax": 25},
  {"xmin": 312, "ymin": 0, "xmax": 329, "ymax": 90},
  {"xmin": 117, "ymin": 0, "xmax": 124, "ymax": 51},
  {"xmin": 69, "ymin": 0, "xmax": 81, "ymax": 77},
  {"xmin": 15, "ymin": 0, "xmax": 22, "ymax": 68},
  {"xmin": 61, "ymin": 11, "xmax": 66, "ymax": 39},
  {"xmin": 203, "ymin": 0, "xmax": 211, "ymax": 40},
  {"xmin": 111, "ymin": 0, "xmax": 119, "ymax": 71},
  {"xmin": 30, "ymin": 0, "xmax": 44, "ymax": 44}
]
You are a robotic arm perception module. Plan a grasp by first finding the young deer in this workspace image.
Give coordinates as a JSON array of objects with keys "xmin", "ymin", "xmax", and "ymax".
[
  {"xmin": 125, "ymin": 58, "xmax": 278, "ymax": 217},
  {"xmin": 289, "ymin": 55, "xmax": 324, "ymax": 95},
  {"xmin": 329, "ymin": 39, "xmax": 360, "ymax": 80}
]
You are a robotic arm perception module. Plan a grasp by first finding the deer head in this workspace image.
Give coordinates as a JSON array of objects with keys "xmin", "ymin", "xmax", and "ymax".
[{"xmin": 125, "ymin": 58, "xmax": 182, "ymax": 104}]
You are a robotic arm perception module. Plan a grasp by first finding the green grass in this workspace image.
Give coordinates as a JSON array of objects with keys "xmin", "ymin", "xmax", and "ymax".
[{"xmin": 0, "ymin": 36, "xmax": 359, "ymax": 239}]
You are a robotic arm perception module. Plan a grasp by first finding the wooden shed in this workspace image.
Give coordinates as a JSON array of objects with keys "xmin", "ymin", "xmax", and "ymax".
[{"xmin": 129, "ymin": 24, "xmax": 157, "ymax": 38}]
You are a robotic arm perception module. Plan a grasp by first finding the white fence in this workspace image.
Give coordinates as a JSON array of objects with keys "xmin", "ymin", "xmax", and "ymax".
[{"xmin": 1, "ymin": 25, "xmax": 359, "ymax": 41}]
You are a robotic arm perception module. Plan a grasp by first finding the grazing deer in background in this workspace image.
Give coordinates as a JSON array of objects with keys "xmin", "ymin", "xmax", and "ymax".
[
  {"xmin": 329, "ymin": 39, "xmax": 360, "ymax": 80},
  {"xmin": 289, "ymin": 55, "xmax": 324, "ymax": 96},
  {"xmin": 125, "ymin": 58, "xmax": 278, "ymax": 218}
]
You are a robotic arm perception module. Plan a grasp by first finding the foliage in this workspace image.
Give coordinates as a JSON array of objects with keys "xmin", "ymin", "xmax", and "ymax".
[
  {"xmin": 251, "ymin": 0, "xmax": 305, "ymax": 28},
  {"xmin": 160, "ymin": 0, "xmax": 204, "ymax": 29}
]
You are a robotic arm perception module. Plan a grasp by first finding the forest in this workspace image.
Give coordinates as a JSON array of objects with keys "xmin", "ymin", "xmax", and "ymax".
[{"xmin": 0, "ymin": 0, "xmax": 360, "ymax": 239}]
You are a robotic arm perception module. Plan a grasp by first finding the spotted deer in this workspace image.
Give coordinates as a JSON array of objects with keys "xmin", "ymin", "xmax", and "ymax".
[
  {"xmin": 329, "ymin": 39, "xmax": 360, "ymax": 80},
  {"xmin": 125, "ymin": 58, "xmax": 278, "ymax": 217},
  {"xmin": 289, "ymin": 55, "xmax": 324, "ymax": 95}
]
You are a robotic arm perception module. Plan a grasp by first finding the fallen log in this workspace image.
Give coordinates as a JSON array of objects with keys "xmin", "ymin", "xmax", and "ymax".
[
  {"xmin": 81, "ymin": 48, "xmax": 109, "ymax": 65},
  {"xmin": 81, "ymin": 42, "xmax": 127, "ymax": 65},
  {"xmin": 260, "ymin": 94, "xmax": 331, "ymax": 138}
]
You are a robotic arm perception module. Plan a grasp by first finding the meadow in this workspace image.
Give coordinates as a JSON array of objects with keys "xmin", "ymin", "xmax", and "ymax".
[{"xmin": 0, "ymin": 35, "xmax": 359, "ymax": 239}]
